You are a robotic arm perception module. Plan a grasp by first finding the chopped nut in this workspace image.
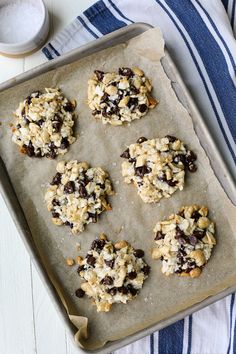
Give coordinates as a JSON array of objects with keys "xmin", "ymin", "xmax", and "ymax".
[
  {"xmin": 76, "ymin": 256, "xmax": 83, "ymax": 265},
  {"xmin": 132, "ymin": 67, "xmax": 144, "ymax": 76},
  {"xmin": 197, "ymin": 217, "xmax": 210, "ymax": 229},
  {"xmin": 190, "ymin": 250, "xmax": 206, "ymax": 267},
  {"xmin": 190, "ymin": 267, "xmax": 202, "ymax": 278},
  {"xmin": 151, "ymin": 248, "xmax": 162, "ymax": 259},
  {"xmin": 99, "ymin": 233, "xmax": 107, "ymax": 241},
  {"xmin": 66, "ymin": 257, "xmax": 74, "ymax": 266},
  {"xmin": 118, "ymin": 96, "xmax": 130, "ymax": 108},
  {"xmin": 114, "ymin": 240, "xmax": 129, "ymax": 249},
  {"xmin": 105, "ymin": 85, "xmax": 118, "ymax": 96}
]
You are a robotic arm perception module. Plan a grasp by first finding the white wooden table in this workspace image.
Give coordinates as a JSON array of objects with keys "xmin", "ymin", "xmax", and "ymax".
[{"xmin": 0, "ymin": 1, "xmax": 96, "ymax": 353}]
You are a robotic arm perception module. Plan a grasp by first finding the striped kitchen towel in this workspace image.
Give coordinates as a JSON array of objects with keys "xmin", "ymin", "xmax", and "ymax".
[{"xmin": 42, "ymin": 1, "xmax": 236, "ymax": 354}]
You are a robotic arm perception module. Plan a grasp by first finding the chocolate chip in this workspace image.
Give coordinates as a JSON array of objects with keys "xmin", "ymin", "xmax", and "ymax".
[
  {"xmin": 105, "ymin": 260, "xmax": 114, "ymax": 268},
  {"xmin": 167, "ymin": 179, "xmax": 177, "ymax": 187},
  {"xmin": 86, "ymin": 255, "xmax": 96, "ymax": 267},
  {"xmin": 75, "ymin": 288, "xmax": 85, "ymax": 298},
  {"xmin": 51, "ymin": 172, "xmax": 62, "ymax": 185},
  {"xmin": 173, "ymin": 154, "xmax": 186, "ymax": 165},
  {"xmin": 189, "ymin": 235, "xmax": 198, "ymax": 246},
  {"xmin": 128, "ymin": 271, "xmax": 137, "ymax": 280},
  {"xmin": 90, "ymin": 239, "xmax": 105, "ymax": 251},
  {"xmin": 77, "ymin": 265, "xmax": 85, "ymax": 273},
  {"xmin": 100, "ymin": 92, "xmax": 109, "ymax": 103},
  {"xmin": 136, "ymin": 137, "xmax": 147, "ymax": 144},
  {"xmin": 24, "ymin": 141, "xmax": 35, "ymax": 157},
  {"xmin": 191, "ymin": 210, "xmax": 201, "ymax": 221},
  {"xmin": 47, "ymin": 149, "xmax": 57, "ymax": 159},
  {"xmin": 65, "ymin": 221, "xmax": 73, "ymax": 228},
  {"xmin": 92, "ymin": 109, "xmax": 101, "ymax": 116},
  {"xmin": 128, "ymin": 97, "xmax": 138, "ymax": 109},
  {"xmin": 178, "ymin": 237, "xmax": 186, "ymax": 245},
  {"xmin": 101, "ymin": 276, "xmax": 113, "ymax": 286},
  {"xmin": 175, "ymin": 226, "xmax": 184, "ymax": 238},
  {"xmin": 135, "ymin": 165, "xmax": 151, "ymax": 177},
  {"xmin": 64, "ymin": 101, "xmax": 74, "ymax": 112},
  {"xmin": 129, "ymin": 85, "xmax": 139, "ymax": 95},
  {"xmin": 52, "ymin": 210, "xmax": 59, "ymax": 218},
  {"xmin": 142, "ymin": 265, "xmax": 150, "ymax": 275},
  {"xmin": 79, "ymin": 185, "xmax": 88, "ymax": 198},
  {"xmin": 118, "ymin": 67, "xmax": 133, "ymax": 77},
  {"xmin": 188, "ymin": 163, "xmax": 197, "ymax": 172},
  {"xmin": 37, "ymin": 119, "xmax": 44, "ymax": 126},
  {"xmin": 64, "ymin": 181, "xmax": 75, "ymax": 194},
  {"xmin": 127, "ymin": 284, "xmax": 138, "ymax": 296},
  {"xmin": 128, "ymin": 157, "xmax": 136, "ymax": 163},
  {"xmin": 186, "ymin": 150, "xmax": 197, "ymax": 163},
  {"xmin": 155, "ymin": 231, "xmax": 164, "ymax": 240},
  {"xmin": 165, "ymin": 135, "xmax": 177, "ymax": 143},
  {"xmin": 107, "ymin": 287, "xmax": 117, "ymax": 296},
  {"xmin": 60, "ymin": 137, "xmax": 69, "ymax": 150},
  {"xmin": 134, "ymin": 249, "xmax": 144, "ymax": 258},
  {"xmin": 157, "ymin": 173, "xmax": 167, "ymax": 182},
  {"xmin": 138, "ymin": 104, "xmax": 147, "ymax": 113},
  {"xmin": 52, "ymin": 198, "xmax": 59, "ymax": 206},
  {"xmin": 16, "ymin": 124, "xmax": 21, "ymax": 129},
  {"xmin": 192, "ymin": 229, "xmax": 205, "ymax": 239},
  {"xmin": 52, "ymin": 120, "xmax": 62, "ymax": 132},
  {"xmin": 120, "ymin": 148, "xmax": 130, "ymax": 159},
  {"xmin": 94, "ymin": 70, "xmax": 104, "ymax": 81},
  {"xmin": 118, "ymin": 286, "xmax": 128, "ymax": 295},
  {"xmin": 88, "ymin": 212, "xmax": 97, "ymax": 223}
]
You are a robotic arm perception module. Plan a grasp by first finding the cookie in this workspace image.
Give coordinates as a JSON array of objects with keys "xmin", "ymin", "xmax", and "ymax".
[
  {"xmin": 151, "ymin": 205, "xmax": 216, "ymax": 278},
  {"xmin": 45, "ymin": 161, "xmax": 114, "ymax": 234},
  {"xmin": 121, "ymin": 136, "xmax": 197, "ymax": 203},
  {"xmin": 87, "ymin": 67, "xmax": 158, "ymax": 125},
  {"xmin": 76, "ymin": 234, "xmax": 150, "ymax": 312},
  {"xmin": 12, "ymin": 88, "xmax": 76, "ymax": 158}
]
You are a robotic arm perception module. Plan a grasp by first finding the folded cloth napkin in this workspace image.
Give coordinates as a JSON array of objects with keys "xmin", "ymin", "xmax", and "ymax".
[{"xmin": 42, "ymin": 1, "xmax": 236, "ymax": 353}]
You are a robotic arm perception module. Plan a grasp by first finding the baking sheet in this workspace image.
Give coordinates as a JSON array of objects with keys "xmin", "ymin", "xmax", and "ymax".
[{"xmin": 0, "ymin": 27, "xmax": 236, "ymax": 350}]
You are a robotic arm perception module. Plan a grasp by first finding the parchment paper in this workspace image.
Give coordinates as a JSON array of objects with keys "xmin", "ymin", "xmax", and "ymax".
[{"xmin": 0, "ymin": 28, "xmax": 236, "ymax": 350}]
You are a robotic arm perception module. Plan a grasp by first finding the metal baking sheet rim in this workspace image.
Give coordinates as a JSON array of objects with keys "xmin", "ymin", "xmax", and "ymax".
[{"xmin": 0, "ymin": 23, "xmax": 235, "ymax": 354}]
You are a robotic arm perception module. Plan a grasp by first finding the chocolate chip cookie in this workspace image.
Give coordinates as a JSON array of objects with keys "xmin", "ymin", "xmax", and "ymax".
[
  {"xmin": 12, "ymin": 88, "xmax": 76, "ymax": 158},
  {"xmin": 76, "ymin": 234, "xmax": 150, "ymax": 312},
  {"xmin": 45, "ymin": 161, "xmax": 114, "ymax": 234},
  {"xmin": 88, "ymin": 67, "xmax": 158, "ymax": 125},
  {"xmin": 152, "ymin": 205, "xmax": 216, "ymax": 278},
  {"xmin": 121, "ymin": 136, "xmax": 197, "ymax": 203}
]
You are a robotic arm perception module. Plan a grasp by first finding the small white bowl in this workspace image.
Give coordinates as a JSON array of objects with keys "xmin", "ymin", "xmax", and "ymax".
[{"xmin": 0, "ymin": 0, "xmax": 49, "ymax": 57}]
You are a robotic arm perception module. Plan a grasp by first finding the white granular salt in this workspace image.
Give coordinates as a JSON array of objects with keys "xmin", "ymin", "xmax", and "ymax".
[{"xmin": 0, "ymin": 2, "xmax": 43, "ymax": 44}]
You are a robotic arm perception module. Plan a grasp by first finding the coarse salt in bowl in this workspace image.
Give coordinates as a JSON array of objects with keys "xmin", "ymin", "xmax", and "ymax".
[{"xmin": 0, "ymin": 0, "xmax": 49, "ymax": 56}]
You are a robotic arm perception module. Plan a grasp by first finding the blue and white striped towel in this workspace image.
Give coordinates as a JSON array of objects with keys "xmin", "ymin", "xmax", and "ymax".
[{"xmin": 42, "ymin": 1, "xmax": 236, "ymax": 353}]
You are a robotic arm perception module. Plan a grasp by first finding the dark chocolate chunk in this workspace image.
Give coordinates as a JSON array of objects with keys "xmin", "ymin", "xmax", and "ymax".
[
  {"xmin": 86, "ymin": 255, "xmax": 96, "ymax": 267},
  {"xmin": 90, "ymin": 239, "xmax": 105, "ymax": 251},
  {"xmin": 94, "ymin": 70, "xmax": 104, "ymax": 81},
  {"xmin": 189, "ymin": 235, "xmax": 198, "ymax": 246},
  {"xmin": 118, "ymin": 67, "xmax": 133, "ymax": 77},
  {"xmin": 129, "ymin": 85, "xmax": 139, "ymax": 95},
  {"xmin": 136, "ymin": 137, "xmax": 147, "ymax": 144},
  {"xmin": 135, "ymin": 165, "xmax": 151, "ymax": 177},
  {"xmin": 92, "ymin": 109, "xmax": 101, "ymax": 116},
  {"xmin": 25, "ymin": 141, "xmax": 35, "ymax": 157},
  {"xmin": 107, "ymin": 287, "xmax": 117, "ymax": 296},
  {"xmin": 134, "ymin": 249, "xmax": 144, "ymax": 258},
  {"xmin": 77, "ymin": 265, "xmax": 85, "ymax": 273},
  {"xmin": 64, "ymin": 181, "xmax": 75, "ymax": 194},
  {"xmin": 52, "ymin": 211, "xmax": 59, "ymax": 218},
  {"xmin": 138, "ymin": 104, "xmax": 147, "ymax": 113},
  {"xmin": 75, "ymin": 288, "xmax": 85, "ymax": 298},
  {"xmin": 105, "ymin": 259, "xmax": 114, "ymax": 268},
  {"xmin": 192, "ymin": 229, "xmax": 205, "ymax": 239},
  {"xmin": 165, "ymin": 135, "xmax": 177, "ymax": 143},
  {"xmin": 16, "ymin": 124, "xmax": 21, "ymax": 129},
  {"xmin": 79, "ymin": 185, "xmax": 88, "ymax": 198},
  {"xmin": 188, "ymin": 163, "xmax": 197, "ymax": 172},
  {"xmin": 52, "ymin": 120, "xmax": 62, "ymax": 132},
  {"xmin": 127, "ymin": 284, "xmax": 138, "ymax": 296},
  {"xmin": 191, "ymin": 210, "xmax": 201, "ymax": 221},
  {"xmin": 118, "ymin": 286, "xmax": 128, "ymax": 295},
  {"xmin": 88, "ymin": 212, "xmax": 98, "ymax": 223},
  {"xmin": 120, "ymin": 148, "xmax": 130, "ymax": 159},
  {"xmin": 101, "ymin": 276, "xmax": 113, "ymax": 286},
  {"xmin": 175, "ymin": 226, "xmax": 184, "ymax": 238},
  {"xmin": 166, "ymin": 179, "xmax": 177, "ymax": 187},
  {"xmin": 128, "ymin": 271, "xmax": 137, "ymax": 280},
  {"xmin": 142, "ymin": 265, "xmax": 150, "ymax": 275},
  {"xmin": 52, "ymin": 198, "xmax": 60, "ymax": 206},
  {"xmin": 63, "ymin": 101, "xmax": 74, "ymax": 112},
  {"xmin": 128, "ymin": 97, "xmax": 138, "ymax": 109},
  {"xmin": 155, "ymin": 231, "xmax": 164, "ymax": 240},
  {"xmin": 60, "ymin": 137, "xmax": 69, "ymax": 150},
  {"xmin": 173, "ymin": 154, "xmax": 186, "ymax": 165},
  {"xmin": 100, "ymin": 92, "xmax": 109, "ymax": 103},
  {"xmin": 37, "ymin": 119, "xmax": 44, "ymax": 127},
  {"xmin": 51, "ymin": 172, "xmax": 62, "ymax": 185}
]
